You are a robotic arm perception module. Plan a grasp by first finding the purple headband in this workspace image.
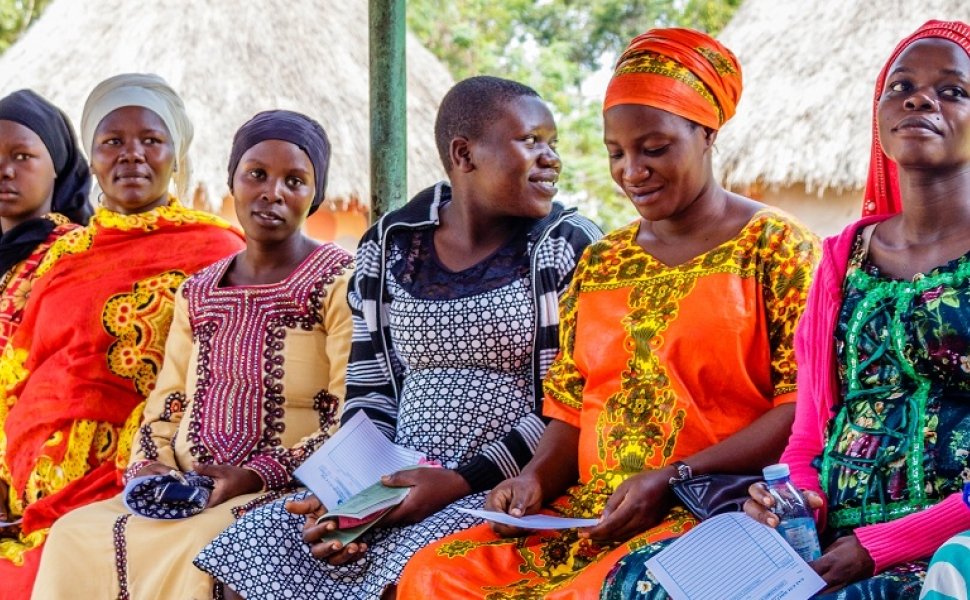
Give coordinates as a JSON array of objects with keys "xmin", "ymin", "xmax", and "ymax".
[{"xmin": 228, "ymin": 110, "xmax": 331, "ymax": 215}]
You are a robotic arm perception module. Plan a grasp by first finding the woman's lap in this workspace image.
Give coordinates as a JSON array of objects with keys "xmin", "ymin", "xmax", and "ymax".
[
  {"xmin": 195, "ymin": 489, "xmax": 488, "ymax": 599},
  {"xmin": 601, "ymin": 538, "xmax": 925, "ymax": 600}
]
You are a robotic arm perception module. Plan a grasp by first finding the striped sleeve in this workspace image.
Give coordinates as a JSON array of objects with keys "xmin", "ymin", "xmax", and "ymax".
[{"xmin": 339, "ymin": 232, "xmax": 402, "ymax": 441}]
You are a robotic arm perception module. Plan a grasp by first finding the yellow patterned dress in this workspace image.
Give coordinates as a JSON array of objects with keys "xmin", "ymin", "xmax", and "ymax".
[
  {"xmin": 397, "ymin": 210, "xmax": 818, "ymax": 599},
  {"xmin": 0, "ymin": 199, "xmax": 243, "ymax": 599}
]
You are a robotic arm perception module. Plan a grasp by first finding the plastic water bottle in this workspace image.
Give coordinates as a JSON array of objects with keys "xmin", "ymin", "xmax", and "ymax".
[{"xmin": 762, "ymin": 463, "xmax": 822, "ymax": 562}]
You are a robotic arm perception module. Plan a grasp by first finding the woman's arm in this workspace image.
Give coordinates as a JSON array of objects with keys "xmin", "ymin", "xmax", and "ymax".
[
  {"xmin": 484, "ymin": 419, "xmax": 580, "ymax": 537},
  {"xmin": 584, "ymin": 403, "xmax": 796, "ymax": 543},
  {"xmin": 125, "ymin": 286, "xmax": 193, "ymax": 481},
  {"xmin": 855, "ymin": 493, "xmax": 970, "ymax": 573}
]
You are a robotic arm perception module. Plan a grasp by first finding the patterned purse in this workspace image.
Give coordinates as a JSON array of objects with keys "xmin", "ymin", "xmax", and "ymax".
[
  {"xmin": 670, "ymin": 473, "xmax": 762, "ymax": 520},
  {"xmin": 123, "ymin": 470, "xmax": 215, "ymax": 519}
]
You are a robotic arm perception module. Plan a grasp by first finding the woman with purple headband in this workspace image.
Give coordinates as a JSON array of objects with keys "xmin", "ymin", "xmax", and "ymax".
[{"xmin": 32, "ymin": 109, "xmax": 353, "ymax": 600}]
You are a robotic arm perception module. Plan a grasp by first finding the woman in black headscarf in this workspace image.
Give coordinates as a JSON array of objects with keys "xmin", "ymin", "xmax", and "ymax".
[{"xmin": 0, "ymin": 89, "xmax": 92, "ymax": 347}]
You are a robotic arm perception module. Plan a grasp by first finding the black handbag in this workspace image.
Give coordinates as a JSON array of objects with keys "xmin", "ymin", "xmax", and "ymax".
[{"xmin": 670, "ymin": 473, "xmax": 762, "ymax": 520}]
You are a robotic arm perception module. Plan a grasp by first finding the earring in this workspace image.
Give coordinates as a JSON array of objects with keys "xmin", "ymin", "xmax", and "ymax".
[{"xmin": 97, "ymin": 192, "xmax": 104, "ymax": 206}]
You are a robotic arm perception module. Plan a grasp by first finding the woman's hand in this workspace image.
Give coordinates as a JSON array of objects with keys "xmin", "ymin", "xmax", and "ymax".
[
  {"xmin": 194, "ymin": 464, "xmax": 263, "ymax": 508},
  {"xmin": 743, "ymin": 482, "xmax": 824, "ymax": 528},
  {"xmin": 484, "ymin": 474, "xmax": 545, "ymax": 537},
  {"xmin": 286, "ymin": 495, "xmax": 368, "ymax": 565},
  {"xmin": 134, "ymin": 461, "xmax": 177, "ymax": 478},
  {"xmin": 582, "ymin": 468, "xmax": 675, "ymax": 544},
  {"xmin": 743, "ymin": 483, "xmax": 872, "ymax": 590},
  {"xmin": 813, "ymin": 535, "xmax": 875, "ymax": 593},
  {"xmin": 379, "ymin": 468, "xmax": 472, "ymax": 527}
]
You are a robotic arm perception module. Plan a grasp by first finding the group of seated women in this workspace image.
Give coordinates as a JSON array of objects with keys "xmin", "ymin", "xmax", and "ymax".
[{"xmin": 0, "ymin": 18, "xmax": 968, "ymax": 600}]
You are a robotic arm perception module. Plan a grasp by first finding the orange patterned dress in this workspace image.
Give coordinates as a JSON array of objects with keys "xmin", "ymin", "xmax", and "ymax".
[
  {"xmin": 0, "ymin": 199, "xmax": 244, "ymax": 599},
  {"xmin": 398, "ymin": 210, "xmax": 818, "ymax": 599}
]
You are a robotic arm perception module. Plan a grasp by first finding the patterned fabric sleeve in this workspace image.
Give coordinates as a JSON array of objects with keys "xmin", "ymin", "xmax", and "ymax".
[
  {"xmin": 242, "ymin": 267, "xmax": 355, "ymax": 490},
  {"xmin": 453, "ymin": 215, "xmax": 600, "ymax": 492},
  {"xmin": 759, "ymin": 215, "xmax": 821, "ymax": 404},
  {"xmin": 340, "ymin": 225, "xmax": 404, "ymax": 440},
  {"xmin": 125, "ymin": 284, "xmax": 193, "ymax": 483}
]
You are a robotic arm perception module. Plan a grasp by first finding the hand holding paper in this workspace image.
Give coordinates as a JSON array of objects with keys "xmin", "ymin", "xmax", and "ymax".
[
  {"xmin": 379, "ymin": 467, "xmax": 472, "ymax": 527},
  {"xmin": 584, "ymin": 468, "xmax": 675, "ymax": 544},
  {"xmin": 294, "ymin": 412, "xmax": 426, "ymax": 509},
  {"xmin": 287, "ymin": 494, "xmax": 374, "ymax": 566},
  {"xmin": 483, "ymin": 474, "xmax": 546, "ymax": 537},
  {"xmin": 292, "ymin": 412, "xmax": 427, "ymax": 547}
]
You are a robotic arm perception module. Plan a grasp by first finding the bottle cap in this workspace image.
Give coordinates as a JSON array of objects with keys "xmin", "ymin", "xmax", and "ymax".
[{"xmin": 762, "ymin": 463, "xmax": 790, "ymax": 481}]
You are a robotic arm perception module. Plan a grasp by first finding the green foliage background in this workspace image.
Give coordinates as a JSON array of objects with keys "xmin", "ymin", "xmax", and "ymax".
[
  {"xmin": 0, "ymin": 0, "xmax": 49, "ymax": 53},
  {"xmin": 0, "ymin": 0, "xmax": 740, "ymax": 231},
  {"xmin": 408, "ymin": 0, "xmax": 740, "ymax": 231}
]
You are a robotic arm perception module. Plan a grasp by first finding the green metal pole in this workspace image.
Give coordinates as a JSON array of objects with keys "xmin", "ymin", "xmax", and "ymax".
[{"xmin": 369, "ymin": 0, "xmax": 407, "ymax": 220}]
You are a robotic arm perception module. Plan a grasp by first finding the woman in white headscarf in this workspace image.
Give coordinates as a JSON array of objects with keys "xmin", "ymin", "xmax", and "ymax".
[{"xmin": 0, "ymin": 73, "xmax": 244, "ymax": 600}]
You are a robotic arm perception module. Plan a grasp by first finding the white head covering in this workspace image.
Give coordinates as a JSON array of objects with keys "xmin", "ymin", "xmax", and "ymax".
[{"xmin": 81, "ymin": 73, "xmax": 194, "ymax": 200}]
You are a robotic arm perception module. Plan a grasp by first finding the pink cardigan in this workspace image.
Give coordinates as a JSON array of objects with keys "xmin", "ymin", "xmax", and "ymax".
[{"xmin": 780, "ymin": 215, "xmax": 970, "ymax": 573}]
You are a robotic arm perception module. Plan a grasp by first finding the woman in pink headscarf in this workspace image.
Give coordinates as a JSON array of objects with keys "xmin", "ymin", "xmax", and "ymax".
[{"xmin": 725, "ymin": 20, "xmax": 970, "ymax": 600}]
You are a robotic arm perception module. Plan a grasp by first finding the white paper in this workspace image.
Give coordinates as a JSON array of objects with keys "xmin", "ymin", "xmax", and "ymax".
[
  {"xmin": 294, "ymin": 412, "xmax": 426, "ymax": 509},
  {"xmin": 646, "ymin": 513, "xmax": 825, "ymax": 600},
  {"xmin": 458, "ymin": 508, "xmax": 599, "ymax": 530}
]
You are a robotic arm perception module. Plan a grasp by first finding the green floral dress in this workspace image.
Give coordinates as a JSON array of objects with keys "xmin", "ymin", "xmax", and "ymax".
[{"xmin": 601, "ymin": 229, "xmax": 970, "ymax": 600}]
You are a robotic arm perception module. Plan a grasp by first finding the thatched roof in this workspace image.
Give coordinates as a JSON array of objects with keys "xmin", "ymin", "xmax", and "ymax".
[
  {"xmin": 715, "ymin": 0, "xmax": 970, "ymax": 195},
  {"xmin": 0, "ymin": 0, "xmax": 453, "ymax": 208}
]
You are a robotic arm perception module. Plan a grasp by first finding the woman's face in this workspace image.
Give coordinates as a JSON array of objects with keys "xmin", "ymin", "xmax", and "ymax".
[
  {"xmin": 0, "ymin": 119, "xmax": 56, "ymax": 229},
  {"xmin": 878, "ymin": 38, "xmax": 970, "ymax": 171},
  {"xmin": 603, "ymin": 104, "xmax": 714, "ymax": 222},
  {"xmin": 90, "ymin": 106, "xmax": 175, "ymax": 214},
  {"xmin": 465, "ymin": 95, "xmax": 561, "ymax": 220},
  {"xmin": 231, "ymin": 139, "xmax": 315, "ymax": 243}
]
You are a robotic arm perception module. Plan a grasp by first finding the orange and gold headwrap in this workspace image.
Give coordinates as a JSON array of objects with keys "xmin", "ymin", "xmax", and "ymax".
[{"xmin": 604, "ymin": 27, "xmax": 742, "ymax": 130}]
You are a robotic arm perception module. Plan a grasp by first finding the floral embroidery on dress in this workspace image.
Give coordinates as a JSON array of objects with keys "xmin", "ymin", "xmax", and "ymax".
[{"xmin": 102, "ymin": 271, "xmax": 188, "ymax": 397}]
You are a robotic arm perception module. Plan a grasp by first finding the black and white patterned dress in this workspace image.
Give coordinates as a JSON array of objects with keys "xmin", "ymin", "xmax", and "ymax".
[{"xmin": 195, "ymin": 226, "xmax": 538, "ymax": 599}]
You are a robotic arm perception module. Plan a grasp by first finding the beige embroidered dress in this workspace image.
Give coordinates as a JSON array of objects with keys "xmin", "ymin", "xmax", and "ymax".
[{"xmin": 32, "ymin": 244, "xmax": 353, "ymax": 600}]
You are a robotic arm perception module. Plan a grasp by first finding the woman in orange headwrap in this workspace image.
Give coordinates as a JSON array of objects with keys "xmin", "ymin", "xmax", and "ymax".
[
  {"xmin": 397, "ymin": 28, "xmax": 819, "ymax": 598},
  {"xmin": 596, "ymin": 18, "xmax": 970, "ymax": 600}
]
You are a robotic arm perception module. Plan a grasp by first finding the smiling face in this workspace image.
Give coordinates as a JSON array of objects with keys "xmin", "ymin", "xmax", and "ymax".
[
  {"xmin": 603, "ymin": 104, "xmax": 714, "ymax": 222},
  {"xmin": 0, "ymin": 119, "xmax": 56, "ymax": 230},
  {"xmin": 90, "ymin": 106, "xmax": 175, "ymax": 214},
  {"xmin": 877, "ymin": 38, "xmax": 970, "ymax": 171},
  {"xmin": 464, "ymin": 95, "xmax": 561, "ymax": 220},
  {"xmin": 231, "ymin": 139, "xmax": 316, "ymax": 243}
]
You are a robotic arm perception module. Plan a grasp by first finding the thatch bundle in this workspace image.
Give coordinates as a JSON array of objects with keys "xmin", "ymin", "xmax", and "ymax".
[
  {"xmin": 715, "ymin": 0, "xmax": 970, "ymax": 196},
  {"xmin": 0, "ymin": 0, "xmax": 453, "ymax": 209}
]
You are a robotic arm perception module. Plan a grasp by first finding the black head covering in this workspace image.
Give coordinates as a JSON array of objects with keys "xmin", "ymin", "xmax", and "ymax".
[
  {"xmin": 227, "ymin": 110, "xmax": 331, "ymax": 216},
  {"xmin": 0, "ymin": 90, "xmax": 93, "ymax": 274}
]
